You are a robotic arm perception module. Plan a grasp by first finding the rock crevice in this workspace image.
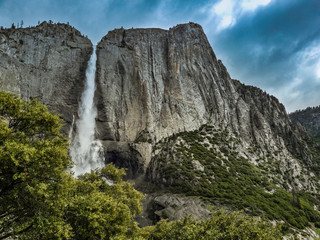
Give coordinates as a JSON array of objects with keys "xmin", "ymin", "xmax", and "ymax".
[
  {"xmin": 0, "ymin": 21, "xmax": 92, "ymax": 133},
  {"xmin": 96, "ymin": 23, "xmax": 310, "ymax": 180}
]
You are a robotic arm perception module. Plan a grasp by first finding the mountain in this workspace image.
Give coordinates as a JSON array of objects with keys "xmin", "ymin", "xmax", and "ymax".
[
  {"xmin": 95, "ymin": 23, "xmax": 317, "ymax": 188},
  {"xmin": 0, "ymin": 21, "xmax": 92, "ymax": 134},
  {"xmin": 0, "ymin": 21, "xmax": 320, "ymax": 236},
  {"xmin": 94, "ymin": 24, "xmax": 320, "ymax": 232},
  {"xmin": 289, "ymin": 106, "xmax": 320, "ymax": 144}
]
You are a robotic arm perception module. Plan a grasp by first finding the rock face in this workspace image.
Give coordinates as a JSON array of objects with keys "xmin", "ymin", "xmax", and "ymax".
[
  {"xmin": 1, "ymin": 22, "xmax": 320, "ymax": 231},
  {"xmin": 1, "ymin": 20, "xmax": 316, "ymax": 193},
  {"xmin": 95, "ymin": 23, "xmax": 313, "ymax": 186},
  {"xmin": 96, "ymin": 23, "xmax": 214, "ymax": 143},
  {"xmin": 289, "ymin": 106, "xmax": 320, "ymax": 143},
  {"xmin": 136, "ymin": 193, "xmax": 211, "ymax": 227},
  {"xmin": 0, "ymin": 22, "xmax": 92, "ymax": 133}
]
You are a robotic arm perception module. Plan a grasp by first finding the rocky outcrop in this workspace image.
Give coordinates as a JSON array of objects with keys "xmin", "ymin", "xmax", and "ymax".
[
  {"xmin": 136, "ymin": 193, "xmax": 211, "ymax": 227},
  {"xmin": 96, "ymin": 23, "xmax": 216, "ymax": 144},
  {"xmin": 1, "ymin": 22, "xmax": 319, "ymax": 231},
  {"xmin": 289, "ymin": 106, "xmax": 320, "ymax": 142},
  {"xmin": 0, "ymin": 22, "xmax": 92, "ymax": 133},
  {"xmin": 95, "ymin": 23, "xmax": 313, "ymax": 185},
  {"xmin": 0, "ymin": 22, "xmax": 315, "ymax": 185}
]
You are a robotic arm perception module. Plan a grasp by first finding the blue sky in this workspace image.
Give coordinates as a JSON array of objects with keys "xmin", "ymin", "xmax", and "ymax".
[{"xmin": 0, "ymin": 0, "xmax": 319, "ymax": 112}]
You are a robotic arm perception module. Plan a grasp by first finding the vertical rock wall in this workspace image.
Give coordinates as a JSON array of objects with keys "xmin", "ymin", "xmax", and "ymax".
[
  {"xmin": 0, "ymin": 22, "xmax": 92, "ymax": 133},
  {"xmin": 96, "ymin": 23, "xmax": 310, "ymax": 179}
]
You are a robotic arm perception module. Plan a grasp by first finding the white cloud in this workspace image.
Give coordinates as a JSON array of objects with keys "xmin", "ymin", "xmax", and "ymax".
[
  {"xmin": 241, "ymin": 0, "xmax": 272, "ymax": 11},
  {"xmin": 208, "ymin": 0, "xmax": 237, "ymax": 31},
  {"xmin": 267, "ymin": 78, "xmax": 303, "ymax": 112},
  {"xmin": 268, "ymin": 42, "xmax": 320, "ymax": 112},
  {"xmin": 316, "ymin": 61, "xmax": 320, "ymax": 80},
  {"xmin": 212, "ymin": 0, "xmax": 234, "ymax": 15},
  {"xmin": 219, "ymin": 15, "xmax": 236, "ymax": 30},
  {"xmin": 203, "ymin": 0, "xmax": 272, "ymax": 32},
  {"xmin": 296, "ymin": 43, "xmax": 320, "ymax": 83}
]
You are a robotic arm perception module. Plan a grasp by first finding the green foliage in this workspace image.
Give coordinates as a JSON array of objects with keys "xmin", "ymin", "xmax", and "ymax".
[
  {"xmin": 303, "ymin": 137, "xmax": 320, "ymax": 175},
  {"xmin": 0, "ymin": 92, "xmax": 71, "ymax": 239},
  {"xmin": 289, "ymin": 105, "xmax": 320, "ymax": 143},
  {"xmin": 0, "ymin": 92, "xmax": 315, "ymax": 239},
  {"xmin": 0, "ymin": 92, "xmax": 144, "ymax": 239},
  {"xmin": 62, "ymin": 166, "xmax": 144, "ymax": 240},
  {"xmin": 150, "ymin": 126, "xmax": 320, "ymax": 230},
  {"xmin": 134, "ymin": 130, "xmax": 152, "ymax": 143},
  {"xmin": 140, "ymin": 210, "xmax": 282, "ymax": 240}
]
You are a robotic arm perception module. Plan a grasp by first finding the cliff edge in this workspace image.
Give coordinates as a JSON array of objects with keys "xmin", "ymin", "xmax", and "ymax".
[{"xmin": 0, "ymin": 21, "xmax": 92, "ymax": 133}]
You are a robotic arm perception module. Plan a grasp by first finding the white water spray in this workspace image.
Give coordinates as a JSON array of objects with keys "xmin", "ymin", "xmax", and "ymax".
[{"xmin": 70, "ymin": 46, "xmax": 104, "ymax": 176}]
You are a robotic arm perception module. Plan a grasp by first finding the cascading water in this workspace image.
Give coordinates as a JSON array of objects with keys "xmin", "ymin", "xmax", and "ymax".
[{"xmin": 70, "ymin": 46, "xmax": 104, "ymax": 176}]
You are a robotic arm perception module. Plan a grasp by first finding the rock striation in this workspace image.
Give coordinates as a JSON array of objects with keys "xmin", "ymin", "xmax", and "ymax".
[
  {"xmin": 1, "ymin": 22, "xmax": 320, "ymax": 232},
  {"xmin": 0, "ymin": 21, "xmax": 317, "ymax": 191},
  {"xmin": 0, "ymin": 21, "xmax": 92, "ymax": 133},
  {"xmin": 96, "ymin": 23, "xmax": 315, "ymax": 190},
  {"xmin": 96, "ymin": 23, "xmax": 213, "ymax": 143}
]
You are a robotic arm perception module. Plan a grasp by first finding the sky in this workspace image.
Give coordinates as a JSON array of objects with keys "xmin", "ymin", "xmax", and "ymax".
[{"xmin": 0, "ymin": 0, "xmax": 319, "ymax": 112}]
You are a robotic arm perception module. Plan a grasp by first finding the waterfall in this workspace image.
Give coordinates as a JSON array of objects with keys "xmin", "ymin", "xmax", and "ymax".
[
  {"xmin": 70, "ymin": 46, "xmax": 104, "ymax": 176},
  {"xmin": 68, "ymin": 115, "xmax": 75, "ymax": 140}
]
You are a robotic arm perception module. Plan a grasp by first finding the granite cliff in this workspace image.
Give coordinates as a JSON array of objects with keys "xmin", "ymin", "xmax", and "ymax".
[
  {"xmin": 95, "ymin": 23, "xmax": 316, "ymax": 190},
  {"xmin": 95, "ymin": 24, "xmax": 320, "ymax": 232},
  {"xmin": 0, "ymin": 21, "xmax": 92, "ymax": 133},
  {"xmin": 1, "ymin": 22, "xmax": 320, "ymax": 234}
]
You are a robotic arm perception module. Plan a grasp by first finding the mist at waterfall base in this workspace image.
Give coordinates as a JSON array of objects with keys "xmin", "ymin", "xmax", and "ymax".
[{"xmin": 70, "ymin": 47, "xmax": 105, "ymax": 176}]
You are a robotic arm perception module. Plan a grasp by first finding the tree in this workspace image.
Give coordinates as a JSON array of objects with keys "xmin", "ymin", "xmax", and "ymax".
[
  {"xmin": 0, "ymin": 92, "xmax": 71, "ymax": 239},
  {"xmin": 0, "ymin": 92, "xmax": 144, "ymax": 239},
  {"xmin": 141, "ymin": 211, "xmax": 282, "ymax": 240},
  {"xmin": 63, "ymin": 166, "xmax": 144, "ymax": 239},
  {"xmin": 0, "ymin": 92, "xmax": 283, "ymax": 239}
]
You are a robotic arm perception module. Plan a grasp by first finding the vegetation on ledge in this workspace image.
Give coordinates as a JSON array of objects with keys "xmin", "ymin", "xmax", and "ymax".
[
  {"xmin": 0, "ymin": 91, "xmax": 315, "ymax": 239},
  {"xmin": 140, "ymin": 210, "xmax": 282, "ymax": 240},
  {"xmin": 147, "ymin": 126, "xmax": 320, "ymax": 231},
  {"xmin": 0, "ymin": 92, "xmax": 283, "ymax": 239},
  {"xmin": 0, "ymin": 92, "xmax": 143, "ymax": 239}
]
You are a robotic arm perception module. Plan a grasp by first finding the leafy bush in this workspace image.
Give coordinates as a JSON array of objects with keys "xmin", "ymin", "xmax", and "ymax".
[
  {"xmin": 0, "ymin": 92, "xmax": 144, "ymax": 239},
  {"xmin": 140, "ymin": 210, "xmax": 282, "ymax": 240}
]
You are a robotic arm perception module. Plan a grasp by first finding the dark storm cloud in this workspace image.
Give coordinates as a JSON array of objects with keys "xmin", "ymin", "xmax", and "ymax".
[
  {"xmin": 0, "ymin": 0, "xmax": 319, "ymax": 111},
  {"xmin": 215, "ymin": 0, "xmax": 319, "ymax": 78},
  {"xmin": 211, "ymin": 0, "xmax": 320, "ymax": 111}
]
